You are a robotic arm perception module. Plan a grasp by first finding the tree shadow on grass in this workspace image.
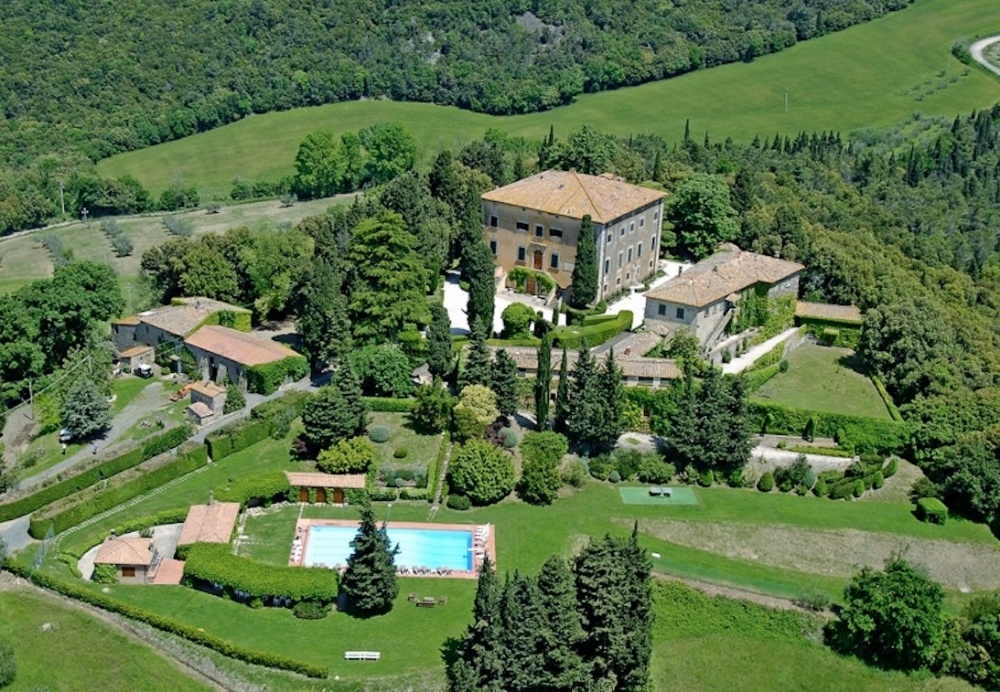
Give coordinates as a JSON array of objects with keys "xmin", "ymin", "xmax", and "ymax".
[
  {"xmin": 836, "ymin": 352, "xmax": 869, "ymax": 377},
  {"xmin": 440, "ymin": 635, "xmax": 462, "ymax": 668}
]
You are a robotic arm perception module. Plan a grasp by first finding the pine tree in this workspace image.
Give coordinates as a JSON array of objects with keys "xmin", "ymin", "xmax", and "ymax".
[
  {"xmin": 491, "ymin": 349, "xmax": 520, "ymax": 418},
  {"xmin": 534, "ymin": 337, "xmax": 553, "ymax": 428},
  {"xmin": 61, "ymin": 377, "xmax": 112, "ymax": 440},
  {"xmin": 459, "ymin": 323, "xmax": 493, "ymax": 390},
  {"xmin": 341, "ymin": 497, "xmax": 400, "ymax": 616},
  {"xmin": 566, "ymin": 345, "xmax": 601, "ymax": 454},
  {"xmin": 570, "ymin": 214, "xmax": 598, "ymax": 308},
  {"xmin": 554, "ymin": 349, "xmax": 570, "ymax": 434},
  {"xmin": 536, "ymin": 556, "xmax": 587, "ymax": 690},
  {"xmin": 448, "ymin": 557, "xmax": 505, "ymax": 692},
  {"xmin": 594, "ymin": 350, "xmax": 625, "ymax": 454},
  {"xmin": 334, "ymin": 360, "xmax": 368, "ymax": 438},
  {"xmin": 301, "ymin": 366, "xmax": 367, "ymax": 455},
  {"xmin": 426, "ymin": 302, "xmax": 454, "ymax": 378}
]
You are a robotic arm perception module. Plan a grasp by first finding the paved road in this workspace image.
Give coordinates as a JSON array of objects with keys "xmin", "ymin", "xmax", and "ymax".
[{"xmin": 971, "ymin": 35, "xmax": 1000, "ymax": 78}]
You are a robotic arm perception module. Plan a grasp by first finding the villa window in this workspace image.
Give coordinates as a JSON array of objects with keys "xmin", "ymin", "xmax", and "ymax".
[
  {"xmin": 516, "ymin": 221, "xmax": 529, "ymax": 232},
  {"xmin": 627, "ymin": 247, "xmax": 633, "ymax": 262},
  {"xmin": 517, "ymin": 246, "xmax": 526, "ymax": 261},
  {"xmin": 618, "ymin": 252, "xmax": 623, "ymax": 268},
  {"xmin": 651, "ymin": 234, "xmax": 657, "ymax": 250},
  {"xmin": 658, "ymin": 304, "xmax": 666, "ymax": 316},
  {"xmin": 675, "ymin": 307, "xmax": 686, "ymax": 320},
  {"xmin": 620, "ymin": 227, "xmax": 626, "ymax": 237},
  {"xmin": 489, "ymin": 215, "xmax": 498, "ymax": 228},
  {"xmin": 489, "ymin": 240, "xmax": 497, "ymax": 256},
  {"xmin": 549, "ymin": 227, "xmax": 563, "ymax": 239},
  {"xmin": 640, "ymin": 218, "xmax": 645, "ymax": 228},
  {"xmin": 550, "ymin": 253, "xmax": 560, "ymax": 269},
  {"xmin": 535, "ymin": 224, "xmax": 544, "ymax": 237},
  {"xmin": 607, "ymin": 233, "xmax": 612, "ymax": 244},
  {"xmin": 637, "ymin": 242, "xmax": 643, "ymax": 258},
  {"xmin": 604, "ymin": 259, "xmax": 610, "ymax": 274},
  {"xmin": 630, "ymin": 222, "xmax": 635, "ymax": 232}
]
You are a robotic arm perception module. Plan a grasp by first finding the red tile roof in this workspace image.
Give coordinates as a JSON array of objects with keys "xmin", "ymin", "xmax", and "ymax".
[
  {"xmin": 178, "ymin": 503, "xmax": 240, "ymax": 545},
  {"xmin": 95, "ymin": 537, "xmax": 154, "ymax": 566},
  {"xmin": 185, "ymin": 326, "xmax": 299, "ymax": 366},
  {"xmin": 285, "ymin": 472, "xmax": 367, "ymax": 489}
]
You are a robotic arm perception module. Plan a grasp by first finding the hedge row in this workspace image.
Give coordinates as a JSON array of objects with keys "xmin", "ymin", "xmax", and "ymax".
[
  {"xmin": 549, "ymin": 310, "xmax": 633, "ymax": 349},
  {"xmin": 916, "ymin": 497, "xmax": 948, "ymax": 525},
  {"xmin": 214, "ymin": 471, "xmax": 292, "ymax": 507},
  {"xmin": 64, "ymin": 507, "xmax": 191, "ymax": 560},
  {"xmin": 184, "ymin": 543, "xmax": 338, "ymax": 604},
  {"xmin": 246, "ymin": 355, "xmax": 309, "ymax": 395},
  {"xmin": 799, "ymin": 320, "xmax": 861, "ymax": 349},
  {"xmin": 0, "ymin": 425, "xmax": 194, "ymax": 522},
  {"xmin": 871, "ymin": 376, "xmax": 904, "ymax": 422},
  {"xmin": 250, "ymin": 391, "xmax": 312, "ymax": 421},
  {"xmin": 362, "ymin": 397, "xmax": 416, "ymax": 413},
  {"xmin": 29, "ymin": 445, "xmax": 209, "ymax": 538},
  {"xmin": 3, "ymin": 559, "xmax": 328, "ymax": 679},
  {"xmin": 751, "ymin": 401, "xmax": 908, "ymax": 455},
  {"xmin": 427, "ymin": 433, "xmax": 450, "ymax": 504},
  {"xmin": 206, "ymin": 417, "xmax": 273, "ymax": 460},
  {"xmin": 743, "ymin": 364, "xmax": 781, "ymax": 392}
]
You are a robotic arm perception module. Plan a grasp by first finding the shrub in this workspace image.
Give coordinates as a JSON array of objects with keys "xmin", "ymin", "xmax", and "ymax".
[
  {"xmin": 916, "ymin": 497, "xmax": 948, "ymax": 525},
  {"xmin": 608, "ymin": 470, "xmax": 621, "ymax": 483},
  {"xmin": 611, "ymin": 449, "xmax": 643, "ymax": 481},
  {"xmin": 92, "ymin": 563, "xmax": 119, "ymax": 584},
  {"xmin": 828, "ymin": 479, "xmax": 855, "ymax": 500},
  {"xmin": 727, "ymin": 468, "xmax": 744, "ymax": 488},
  {"xmin": 884, "ymin": 457, "xmax": 899, "ymax": 477},
  {"xmin": 0, "ymin": 640, "xmax": 14, "ymax": 689},
  {"xmin": 779, "ymin": 359, "xmax": 790, "ymax": 373},
  {"xmin": 448, "ymin": 440, "xmax": 515, "ymax": 505},
  {"xmin": 223, "ymin": 384, "xmax": 246, "ymax": 414},
  {"xmin": 501, "ymin": 303, "xmax": 536, "ymax": 339},
  {"xmin": 637, "ymin": 455, "xmax": 675, "ymax": 484},
  {"xmin": 872, "ymin": 471, "xmax": 884, "ymax": 489},
  {"xmin": 520, "ymin": 432, "xmax": 569, "ymax": 466},
  {"xmin": 447, "ymin": 494, "xmax": 471, "ymax": 511},
  {"xmin": 853, "ymin": 479, "xmax": 865, "ymax": 498},
  {"xmin": 757, "ymin": 472, "xmax": 774, "ymax": 492},
  {"xmin": 588, "ymin": 456, "xmax": 613, "ymax": 481},
  {"xmin": 393, "ymin": 447, "xmax": 409, "ymax": 459},
  {"xmin": 501, "ymin": 428, "xmax": 518, "ymax": 449},
  {"xmin": 368, "ymin": 426, "xmax": 391, "ymax": 443},
  {"xmin": 317, "ymin": 437, "xmax": 377, "ymax": 474},
  {"xmin": 813, "ymin": 477, "xmax": 828, "ymax": 497},
  {"xmin": 794, "ymin": 590, "xmax": 831, "ymax": 612},
  {"xmin": 698, "ymin": 469, "xmax": 713, "ymax": 487},
  {"xmin": 561, "ymin": 462, "xmax": 586, "ymax": 488},
  {"xmin": 292, "ymin": 600, "xmax": 329, "ymax": 620},
  {"xmin": 518, "ymin": 454, "xmax": 563, "ymax": 506}
]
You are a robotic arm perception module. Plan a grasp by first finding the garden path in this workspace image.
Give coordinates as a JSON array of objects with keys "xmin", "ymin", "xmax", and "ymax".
[{"xmin": 721, "ymin": 327, "xmax": 800, "ymax": 375}]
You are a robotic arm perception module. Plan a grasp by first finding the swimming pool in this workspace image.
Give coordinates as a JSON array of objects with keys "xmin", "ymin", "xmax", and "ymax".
[{"xmin": 303, "ymin": 525, "xmax": 474, "ymax": 571}]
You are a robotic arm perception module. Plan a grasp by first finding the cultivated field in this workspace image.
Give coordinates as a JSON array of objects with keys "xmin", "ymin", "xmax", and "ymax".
[
  {"xmin": 753, "ymin": 344, "xmax": 892, "ymax": 420},
  {"xmin": 96, "ymin": 0, "xmax": 1000, "ymax": 196}
]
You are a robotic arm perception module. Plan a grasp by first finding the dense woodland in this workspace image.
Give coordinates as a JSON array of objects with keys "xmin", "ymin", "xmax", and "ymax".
[{"xmin": 0, "ymin": 0, "xmax": 912, "ymax": 236}]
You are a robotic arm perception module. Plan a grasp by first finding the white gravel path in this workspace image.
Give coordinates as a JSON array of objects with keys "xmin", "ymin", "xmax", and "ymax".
[
  {"xmin": 721, "ymin": 327, "xmax": 800, "ymax": 375},
  {"xmin": 971, "ymin": 35, "xmax": 1000, "ymax": 77}
]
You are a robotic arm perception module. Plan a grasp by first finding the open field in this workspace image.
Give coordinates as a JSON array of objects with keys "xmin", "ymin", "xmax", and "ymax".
[
  {"xmin": 753, "ymin": 344, "xmax": 892, "ymax": 420},
  {"xmin": 0, "ymin": 585, "xmax": 209, "ymax": 692},
  {"xmin": 0, "ymin": 195, "xmax": 350, "ymax": 300},
  {"xmin": 96, "ymin": 0, "xmax": 1000, "ymax": 197}
]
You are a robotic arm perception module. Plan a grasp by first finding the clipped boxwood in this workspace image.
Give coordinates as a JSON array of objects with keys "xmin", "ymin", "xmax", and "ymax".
[
  {"xmin": 884, "ymin": 457, "xmax": 899, "ymax": 478},
  {"xmin": 368, "ymin": 426, "xmax": 390, "ymax": 443},
  {"xmin": 447, "ymin": 494, "xmax": 472, "ymax": 511},
  {"xmin": 916, "ymin": 497, "xmax": 948, "ymax": 525},
  {"xmin": 757, "ymin": 471, "xmax": 774, "ymax": 492},
  {"xmin": 3, "ymin": 559, "xmax": 327, "ymax": 678},
  {"xmin": 393, "ymin": 447, "xmax": 408, "ymax": 459},
  {"xmin": 184, "ymin": 543, "xmax": 338, "ymax": 605}
]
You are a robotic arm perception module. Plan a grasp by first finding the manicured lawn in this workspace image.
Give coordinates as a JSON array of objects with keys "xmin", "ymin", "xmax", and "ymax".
[
  {"xmin": 753, "ymin": 344, "xmax": 892, "ymax": 420},
  {"xmin": 97, "ymin": 0, "xmax": 1000, "ymax": 196},
  {"xmin": 0, "ymin": 588, "xmax": 209, "ymax": 692},
  {"xmin": 369, "ymin": 412, "xmax": 443, "ymax": 471}
]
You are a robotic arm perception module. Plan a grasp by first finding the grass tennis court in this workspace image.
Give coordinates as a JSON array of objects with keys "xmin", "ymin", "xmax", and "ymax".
[{"xmin": 620, "ymin": 486, "xmax": 699, "ymax": 506}]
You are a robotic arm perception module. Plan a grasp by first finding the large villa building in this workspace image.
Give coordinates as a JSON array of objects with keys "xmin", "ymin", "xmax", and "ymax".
[{"xmin": 482, "ymin": 170, "xmax": 666, "ymax": 303}]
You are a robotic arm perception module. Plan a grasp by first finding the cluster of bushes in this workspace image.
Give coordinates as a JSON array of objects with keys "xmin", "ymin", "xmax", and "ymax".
[
  {"xmin": 40, "ymin": 234, "xmax": 72, "ymax": 268},
  {"xmin": 758, "ymin": 454, "xmax": 896, "ymax": 500},
  {"xmin": 3, "ymin": 558, "xmax": 327, "ymax": 678},
  {"xmin": 183, "ymin": 543, "xmax": 338, "ymax": 607},
  {"xmin": 99, "ymin": 219, "xmax": 133, "ymax": 257},
  {"xmin": 517, "ymin": 431, "xmax": 569, "ymax": 506},
  {"xmin": 161, "ymin": 214, "xmax": 194, "ymax": 237},
  {"xmin": 207, "ymin": 392, "xmax": 310, "ymax": 459},
  {"xmin": 213, "ymin": 471, "xmax": 291, "ymax": 507},
  {"xmin": 245, "ymin": 355, "xmax": 309, "ymax": 395},
  {"xmin": 549, "ymin": 310, "xmax": 633, "ymax": 349},
  {"xmin": 588, "ymin": 449, "xmax": 675, "ymax": 485},
  {"xmin": 0, "ymin": 425, "xmax": 193, "ymax": 522},
  {"xmin": 380, "ymin": 467, "xmax": 428, "ymax": 489},
  {"xmin": 752, "ymin": 401, "xmax": 909, "ymax": 454},
  {"xmin": 29, "ymin": 445, "xmax": 209, "ymax": 537}
]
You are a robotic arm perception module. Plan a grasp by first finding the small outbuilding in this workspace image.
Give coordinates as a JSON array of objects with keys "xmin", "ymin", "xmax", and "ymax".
[
  {"xmin": 189, "ymin": 380, "xmax": 227, "ymax": 413},
  {"xmin": 177, "ymin": 502, "xmax": 240, "ymax": 546},
  {"xmin": 285, "ymin": 472, "xmax": 367, "ymax": 504},
  {"xmin": 186, "ymin": 401, "xmax": 215, "ymax": 426},
  {"xmin": 94, "ymin": 536, "xmax": 158, "ymax": 584}
]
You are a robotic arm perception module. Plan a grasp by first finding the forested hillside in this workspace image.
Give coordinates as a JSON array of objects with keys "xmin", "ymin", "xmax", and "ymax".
[{"xmin": 1, "ymin": 0, "xmax": 908, "ymax": 169}]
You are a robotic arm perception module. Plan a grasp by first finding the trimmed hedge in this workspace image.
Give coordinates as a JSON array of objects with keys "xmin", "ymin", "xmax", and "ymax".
[
  {"xmin": 743, "ymin": 364, "xmax": 781, "ymax": 392},
  {"xmin": 206, "ymin": 418, "xmax": 272, "ymax": 460},
  {"xmin": 427, "ymin": 434, "xmax": 450, "ymax": 503},
  {"xmin": 246, "ymin": 355, "xmax": 309, "ymax": 395},
  {"xmin": 549, "ymin": 310, "xmax": 633, "ymax": 350},
  {"xmin": 29, "ymin": 446, "xmax": 209, "ymax": 538},
  {"xmin": 0, "ymin": 425, "xmax": 193, "ymax": 522},
  {"xmin": 184, "ymin": 543, "xmax": 338, "ymax": 604},
  {"xmin": 214, "ymin": 471, "xmax": 291, "ymax": 507},
  {"xmin": 751, "ymin": 401, "xmax": 908, "ymax": 454},
  {"xmin": 250, "ymin": 391, "xmax": 312, "ymax": 420},
  {"xmin": 3, "ymin": 559, "xmax": 328, "ymax": 678},
  {"xmin": 916, "ymin": 497, "xmax": 948, "ymax": 525},
  {"xmin": 871, "ymin": 376, "xmax": 903, "ymax": 422},
  {"xmin": 362, "ymin": 397, "xmax": 416, "ymax": 413},
  {"xmin": 64, "ymin": 507, "xmax": 192, "ymax": 560}
]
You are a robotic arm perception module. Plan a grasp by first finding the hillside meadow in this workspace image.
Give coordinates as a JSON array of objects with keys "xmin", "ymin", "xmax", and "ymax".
[{"xmin": 98, "ymin": 0, "xmax": 1000, "ymax": 197}]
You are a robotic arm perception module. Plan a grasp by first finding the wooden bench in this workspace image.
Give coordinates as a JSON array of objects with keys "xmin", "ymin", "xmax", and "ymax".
[{"xmin": 344, "ymin": 651, "xmax": 381, "ymax": 661}]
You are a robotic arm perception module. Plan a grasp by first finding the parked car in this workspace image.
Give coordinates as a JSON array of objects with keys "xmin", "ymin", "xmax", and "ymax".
[
  {"xmin": 58, "ymin": 428, "xmax": 73, "ymax": 443},
  {"xmin": 136, "ymin": 364, "xmax": 154, "ymax": 378}
]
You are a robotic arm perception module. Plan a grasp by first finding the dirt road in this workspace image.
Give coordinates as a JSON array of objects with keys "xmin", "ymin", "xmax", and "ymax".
[{"xmin": 970, "ymin": 36, "xmax": 1000, "ymax": 77}]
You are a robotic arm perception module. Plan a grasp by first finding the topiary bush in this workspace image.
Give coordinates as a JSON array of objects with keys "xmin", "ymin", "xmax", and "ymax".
[
  {"xmin": 501, "ymin": 428, "xmax": 518, "ymax": 449},
  {"xmin": 916, "ymin": 497, "xmax": 948, "ymax": 525},
  {"xmin": 872, "ymin": 471, "xmax": 884, "ymax": 489},
  {"xmin": 884, "ymin": 457, "xmax": 899, "ymax": 477},
  {"xmin": 813, "ymin": 477, "xmax": 828, "ymax": 497},
  {"xmin": 368, "ymin": 426, "xmax": 390, "ymax": 443},
  {"xmin": 757, "ymin": 472, "xmax": 774, "ymax": 492},
  {"xmin": 852, "ymin": 479, "xmax": 864, "ymax": 498},
  {"xmin": 293, "ymin": 600, "xmax": 329, "ymax": 620},
  {"xmin": 608, "ymin": 470, "xmax": 621, "ymax": 483},
  {"xmin": 393, "ymin": 447, "xmax": 409, "ymax": 459},
  {"xmin": 698, "ymin": 469, "xmax": 713, "ymax": 487},
  {"xmin": 0, "ymin": 639, "xmax": 15, "ymax": 689},
  {"xmin": 447, "ymin": 494, "xmax": 472, "ymax": 511}
]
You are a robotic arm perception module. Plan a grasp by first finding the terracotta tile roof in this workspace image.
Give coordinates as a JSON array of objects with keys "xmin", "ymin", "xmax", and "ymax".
[
  {"xmin": 95, "ymin": 536, "xmax": 154, "ymax": 566},
  {"xmin": 117, "ymin": 345, "xmax": 154, "ymax": 358},
  {"xmin": 492, "ymin": 344, "xmax": 680, "ymax": 381},
  {"xmin": 481, "ymin": 170, "xmax": 665, "ymax": 224},
  {"xmin": 186, "ymin": 402, "xmax": 214, "ymax": 419},
  {"xmin": 131, "ymin": 297, "xmax": 249, "ymax": 338},
  {"xmin": 113, "ymin": 315, "xmax": 141, "ymax": 326},
  {"xmin": 646, "ymin": 248, "xmax": 803, "ymax": 308},
  {"xmin": 608, "ymin": 332, "xmax": 663, "ymax": 358},
  {"xmin": 285, "ymin": 472, "xmax": 368, "ymax": 489},
  {"xmin": 185, "ymin": 326, "xmax": 299, "ymax": 366},
  {"xmin": 795, "ymin": 301, "xmax": 863, "ymax": 324},
  {"xmin": 178, "ymin": 502, "xmax": 240, "ymax": 545},
  {"xmin": 189, "ymin": 381, "xmax": 226, "ymax": 398}
]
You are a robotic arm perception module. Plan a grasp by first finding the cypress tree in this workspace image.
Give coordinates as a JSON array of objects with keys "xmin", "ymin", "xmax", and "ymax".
[
  {"xmin": 534, "ymin": 337, "xmax": 553, "ymax": 428},
  {"xmin": 448, "ymin": 557, "xmax": 505, "ymax": 691},
  {"xmin": 459, "ymin": 323, "xmax": 492, "ymax": 390},
  {"xmin": 569, "ymin": 214, "xmax": 598, "ymax": 308},
  {"xmin": 668, "ymin": 368, "xmax": 700, "ymax": 470},
  {"xmin": 696, "ymin": 367, "xmax": 730, "ymax": 473},
  {"xmin": 594, "ymin": 350, "xmax": 625, "ymax": 454},
  {"xmin": 720, "ymin": 375, "xmax": 754, "ymax": 477},
  {"xmin": 652, "ymin": 150, "xmax": 663, "ymax": 183},
  {"xmin": 566, "ymin": 345, "xmax": 601, "ymax": 454},
  {"xmin": 536, "ymin": 556, "xmax": 587, "ymax": 690},
  {"xmin": 463, "ymin": 237, "xmax": 496, "ymax": 339},
  {"xmin": 554, "ymin": 349, "xmax": 570, "ymax": 434},
  {"xmin": 492, "ymin": 349, "xmax": 520, "ymax": 418},
  {"xmin": 499, "ymin": 571, "xmax": 547, "ymax": 690},
  {"xmin": 426, "ymin": 302, "xmax": 454, "ymax": 378},
  {"xmin": 297, "ymin": 257, "xmax": 351, "ymax": 369},
  {"xmin": 341, "ymin": 497, "xmax": 400, "ymax": 616},
  {"xmin": 334, "ymin": 359, "xmax": 368, "ymax": 439}
]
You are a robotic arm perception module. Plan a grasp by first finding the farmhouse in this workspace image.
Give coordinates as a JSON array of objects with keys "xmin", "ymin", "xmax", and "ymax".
[
  {"xmin": 184, "ymin": 325, "xmax": 301, "ymax": 390},
  {"xmin": 482, "ymin": 170, "xmax": 666, "ymax": 302},
  {"xmin": 112, "ymin": 297, "xmax": 251, "ymax": 370},
  {"xmin": 94, "ymin": 536, "xmax": 158, "ymax": 584},
  {"xmin": 644, "ymin": 247, "xmax": 803, "ymax": 349}
]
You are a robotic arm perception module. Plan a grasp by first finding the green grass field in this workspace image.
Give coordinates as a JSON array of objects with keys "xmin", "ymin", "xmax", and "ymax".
[
  {"xmin": 370, "ymin": 412, "xmax": 443, "ymax": 471},
  {"xmin": 753, "ymin": 344, "xmax": 892, "ymax": 420},
  {"xmin": 0, "ymin": 588, "xmax": 208, "ymax": 692},
  {"xmin": 97, "ymin": 0, "xmax": 1000, "ymax": 197}
]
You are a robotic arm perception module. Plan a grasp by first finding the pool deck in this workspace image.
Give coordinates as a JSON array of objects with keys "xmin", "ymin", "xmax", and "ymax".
[{"xmin": 289, "ymin": 519, "xmax": 497, "ymax": 579}]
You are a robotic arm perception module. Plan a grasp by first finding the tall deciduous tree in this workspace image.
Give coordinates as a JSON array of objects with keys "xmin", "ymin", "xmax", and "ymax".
[
  {"xmin": 341, "ymin": 498, "xmax": 400, "ymax": 616},
  {"xmin": 491, "ymin": 349, "xmax": 519, "ymax": 418},
  {"xmin": 570, "ymin": 214, "xmax": 598, "ymax": 308},
  {"xmin": 667, "ymin": 173, "xmax": 739, "ymax": 260},
  {"xmin": 292, "ymin": 130, "xmax": 344, "ymax": 199},
  {"xmin": 426, "ymin": 302, "xmax": 454, "ymax": 379},
  {"xmin": 534, "ymin": 337, "xmax": 553, "ymax": 428},
  {"xmin": 358, "ymin": 123, "xmax": 418, "ymax": 185},
  {"xmin": 61, "ymin": 378, "xmax": 111, "ymax": 440},
  {"xmin": 347, "ymin": 210, "xmax": 430, "ymax": 344},
  {"xmin": 296, "ymin": 257, "xmax": 351, "ymax": 369}
]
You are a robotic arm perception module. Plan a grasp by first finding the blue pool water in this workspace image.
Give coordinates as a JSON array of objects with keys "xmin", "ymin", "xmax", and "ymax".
[{"xmin": 304, "ymin": 525, "xmax": 474, "ymax": 571}]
